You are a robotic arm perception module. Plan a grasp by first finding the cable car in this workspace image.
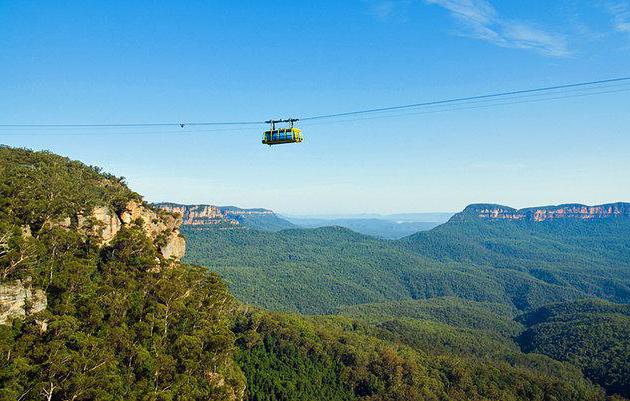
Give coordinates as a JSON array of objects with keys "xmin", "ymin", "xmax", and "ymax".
[{"xmin": 262, "ymin": 118, "xmax": 303, "ymax": 145}]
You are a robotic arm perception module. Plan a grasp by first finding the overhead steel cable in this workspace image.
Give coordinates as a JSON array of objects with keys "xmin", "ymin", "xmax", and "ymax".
[
  {"xmin": 298, "ymin": 76, "xmax": 630, "ymax": 121},
  {"xmin": 0, "ymin": 126, "xmax": 253, "ymax": 136},
  {"xmin": 0, "ymin": 76, "xmax": 629, "ymax": 130},
  {"xmin": 0, "ymin": 121, "xmax": 264, "ymax": 128},
  {"xmin": 300, "ymin": 86, "xmax": 630, "ymax": 127}
]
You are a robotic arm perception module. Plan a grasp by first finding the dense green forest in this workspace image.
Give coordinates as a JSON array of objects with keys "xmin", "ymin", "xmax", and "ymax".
[
  {"xmin": 404, "ymin": 216, "xmax": 630, "ymax": 308},
  {"xmin": 234, "ymin": 309, "xmax": 606, "ymax": 401},
  {"xmin": 517, "ymin": 300, "xmax": 630, "ymax": 398},
  {"xmin": 182, "ymin": 213, "xmax": 630, "ymax": 314},
  {"xmin": 338, "ymin": 297, "xmax": 521, "ymax": 336},
  {"xmin": 0, "ymin": 147, "xmax": 245, "ymax": 400},
  {"xmin": 2, "ymin": 146, "xmax": 629, "ymax": 400},
  {"xmin": 181, "ymin": 196, "xmax": 630, "ymax": 399},
  {"xmin": 338, "ymin": 297, "xmax": 630, "ymax": 399},
  {"xmin": 183, "ymin": 226, "xmax": 456, "ymax": 314}
]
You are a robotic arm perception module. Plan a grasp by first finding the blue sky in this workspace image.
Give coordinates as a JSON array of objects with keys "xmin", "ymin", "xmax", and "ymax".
[{"xmin": 1, "ymin": 0, "xmax": 629, "ymax": 214}]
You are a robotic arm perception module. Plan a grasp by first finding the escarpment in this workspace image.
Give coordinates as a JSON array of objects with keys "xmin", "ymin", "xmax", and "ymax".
[
  {"xmin": 118, "ymin": 200, "xmax": 186, "ymax": 260},
  {"xmin": 43, "ymin": 200, "xmax": 185, "ymax": 260},
  {"xmin": 0, "ymin": 201, "xmax": 187, "ymax": 324},
  {"xmin": 156, "ymin": 202, "xmax": 276, "ymax": 226},
  {"xmin": 452, "ymin": 202, "xmax": 630, "ymax": 222},
  {"xmin": 156, "ymin": 203, "xmax": 297, "ymax": 231},
  {"xmin": 1, "ymin": 147, "xmax": 187, "ymax": 326},
  {"xmin": 156, "ymin": 203, "xmax": 227, "ymax": 225},
  {"xmin": 1, "ymin": 147, "xmax": 246, "ymax": 400}
]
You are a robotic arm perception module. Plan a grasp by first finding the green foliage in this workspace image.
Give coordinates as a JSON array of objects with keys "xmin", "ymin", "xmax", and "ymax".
[
  {"xmin": 338, "ymin": 297, "xmax": 520, "ymax": 336},
  {"xmin": 404, "ymin": 219, "xmax": 630, "ymax": 308},
  {"xmin": 0, "ymin": 146, "xmax": 138, "ymax": 233},
  {"xmin": 182, "ymin": 226, "xmax": 438, "ymax": 314},
  {"xmin": 234, "ymin": 310, "xmax": 606, "ymax": 401},
  {"xmin": 517, "ymin": 299, "xmax": 630, "ymax": 398},
  {"xmin": 336, "ymin": 298, "xmax": 610, "ymax": 396},
  {"xmin": 234, "ymin": 312, "xmax": 354, "ymax": 401},
  {"xmin": 3, "ymin": 146, "xmax": 629, "ymax": 400},
  {"xmin": 188, "ymin": 225, "xmax": 530, "ymax": 313},
  {"xmin": 0, "ymin": 147, "xmax": 245, "ymax": 400},
  {"xmin": 184, "ymin": 225, "xmax": 550, "ymax": 314},
  {"xmin": 182, "ymin": 215, "xmax": 630, "ymax": 314},
  {"xmin": 1, "ymin": 231, "xmax": 244, "ymax": 400}
]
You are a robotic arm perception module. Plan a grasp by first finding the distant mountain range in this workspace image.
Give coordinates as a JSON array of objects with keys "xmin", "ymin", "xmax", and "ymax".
[
  {"xmin": 455, "ymin": 202, "xmax": 630, "ymax": 222},
  {"xmin": 158, "ymin": 202, "xmax": 630, "ymax": 239},
  {"xmin": 283, "ymin": 212, "xmax": 454, "ymax": 223},
  {"xmin": 155, "ymin": 203, "xmax": 296, "ymax": 231},
  {"xmin": 183, "ymin": 200, "xmax": 630, "ymax": 314},
  {"xmin": 155, "ymin": 203, "xmax": 453, "ymax": 238}
]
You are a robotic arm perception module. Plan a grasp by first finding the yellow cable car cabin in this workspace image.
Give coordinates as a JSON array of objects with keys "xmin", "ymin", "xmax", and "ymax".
[
  {"xmin": 262, "ymin": 127, "xmax": 303, "ymax": 145},
  {"xmin": 262, "ymin": 119, "xmax": 303, "ymax": 146}
]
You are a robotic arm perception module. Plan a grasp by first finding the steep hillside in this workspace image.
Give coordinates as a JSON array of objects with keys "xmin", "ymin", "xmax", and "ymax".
[
  {"xmin": 234, "ymin": 309, "xmax": 606, "ymax": 401},
  {"xmin": 0, "ymin": 147, "xmax": 245, "ymax": 400},
  {"xmin": 517, "ymin": 300, "xmax": 630, "ymax": 398},
  {"xmin": 404, "ymin": 208, "xmax": 630, "ymax": 308},
  {"xmin": 156, "ymin": 203, "xmax": 296, "ymax": 231}
]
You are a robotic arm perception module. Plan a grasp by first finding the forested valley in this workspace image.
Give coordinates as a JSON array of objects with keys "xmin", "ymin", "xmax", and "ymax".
[{"xmin": 1, "ymin": 146, "xmax": 629, "ymax": 400}]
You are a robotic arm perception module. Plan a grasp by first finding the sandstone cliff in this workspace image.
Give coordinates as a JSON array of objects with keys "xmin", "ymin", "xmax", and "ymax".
[
  {"xmin": 1, "ymin": 201, "xmax": 186, "ymax": 326},
  {"xmin": 453, "ymin": 202, "xmax": 630, "ymax": 222},
  {"xmin": 155, "ymin": 203, "xmax": 289, "ymax": 230},
  {"xmin": 119, "ymin": 200, "xmax": 186, "ymax": 260},
  {"xmin": 0, "ymin": 278, "xmax": 46, "ymax": 325},
  {"xmin": 45, "ymin": 200, "xmax": 186, "ymax": 260},
  {"xmin": 156, "ymin": 203, "xmax": 235, "ymax": 225}
]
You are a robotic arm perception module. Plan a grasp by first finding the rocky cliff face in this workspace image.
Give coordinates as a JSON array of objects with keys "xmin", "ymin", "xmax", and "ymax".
[
  {"xmin": 454, "ymin": 202, "xmax": 630, "ymax": 222},
  {"xmin": 119, "ymin": 201, "xmax": 186, "ymax": 260},
  {"xmin": 47, "ymin": 201, "xmax": 186, "ymax": 260},
  {"xmin": 0, "ymin": 279, "xmax": 47, "ymax": 325},
  {"xmin": 1, "ymin": 201, "xmax": 187, "ymax": 326},
  {"xmin": 156, "ymin": 203, "xmax": 274, "ymax": 226},
  {"xmin": 156, "ymin": 203, "xmax": 233, "ymax": 225}
]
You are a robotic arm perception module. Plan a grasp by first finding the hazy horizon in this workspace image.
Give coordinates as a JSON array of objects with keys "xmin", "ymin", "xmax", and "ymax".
[{"xmin": 148, "ymin": 198, "xmax": 629, "ymax": 218}]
